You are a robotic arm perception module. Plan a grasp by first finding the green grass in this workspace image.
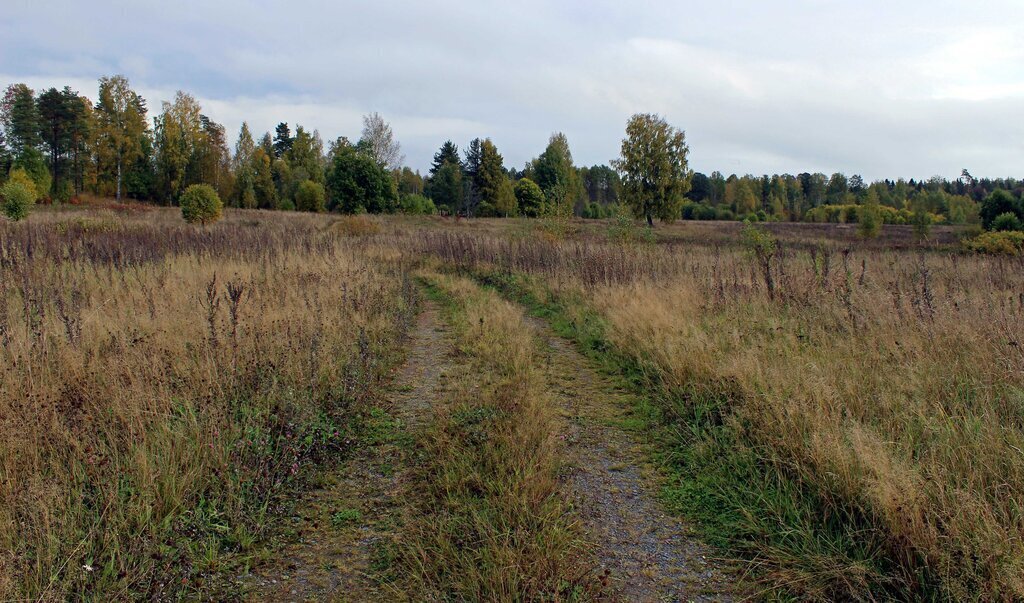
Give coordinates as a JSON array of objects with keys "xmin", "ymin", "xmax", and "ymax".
[{"xmin": 330, "ymin": 508, "xmax": 363, "ymax": 528}]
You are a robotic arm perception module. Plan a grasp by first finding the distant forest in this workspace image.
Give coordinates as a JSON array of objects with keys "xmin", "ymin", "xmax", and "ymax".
[{"xmin": 2, "ymin": 77, "xmax": 1023, "ymax": 230}]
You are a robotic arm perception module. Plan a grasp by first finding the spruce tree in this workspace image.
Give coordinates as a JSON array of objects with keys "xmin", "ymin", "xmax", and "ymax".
[{"xmin": 273, "ymin": 122, "xmax": 292, "ymax": 158}]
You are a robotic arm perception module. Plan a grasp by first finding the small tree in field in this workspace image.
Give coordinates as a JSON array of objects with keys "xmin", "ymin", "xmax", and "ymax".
[
  {"xmin": 858, "ymin": 188, "xmax": 882, "ymax": 239},
  {"xmin": 295, "ymin": 179, "xmax": 326, "ymax": 212},
  {"xmin": 180, "ymin": 184, "xmax": 223, "ymax": 225},
  {"xmin": 612, "ymin": 113, "xmax": 691, "ymax": 227},
  {"xmin": 1, "ymin": 180, "xmax": 34, "ymax": 221}
]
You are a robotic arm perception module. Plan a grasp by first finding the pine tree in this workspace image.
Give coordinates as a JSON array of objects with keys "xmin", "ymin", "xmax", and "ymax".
[
  {"xmin": 273, "ymin": 122, "xmax": 292, "ymax": 158},
  {"xmin": 1, "ymin": 83, "xmax": 41, "ymax": 155},
  {"xmin": 36, "ymin": 86, "xmax": 86, "ymax": 198}
]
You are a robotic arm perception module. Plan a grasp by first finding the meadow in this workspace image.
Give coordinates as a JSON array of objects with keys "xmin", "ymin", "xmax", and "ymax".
[
  {"xmin": 404, "ymin": 217, "xmax": 1024, "ymax": 600},
  {"xmin": 0, "ymin": 206, "xmax": 416, "ymax": 598},
  {"xmin": 1, "ymin": 205, "xmax": 1022, "ymax": 601}
]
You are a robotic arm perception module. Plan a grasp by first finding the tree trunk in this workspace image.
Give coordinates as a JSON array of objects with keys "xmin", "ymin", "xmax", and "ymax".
[
  {"xmin": 116, "ymin": 159, "xmax": 122, "ymax": 202},
  {"xmin": 646, "ymin": 213, "xmax": 654, "ymax": 228}
]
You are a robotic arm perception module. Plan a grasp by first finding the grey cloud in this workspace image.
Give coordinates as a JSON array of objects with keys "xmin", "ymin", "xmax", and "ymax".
[{"xmin": 2, "ymin": 0, "xmax": 1022, "ymax": 179}]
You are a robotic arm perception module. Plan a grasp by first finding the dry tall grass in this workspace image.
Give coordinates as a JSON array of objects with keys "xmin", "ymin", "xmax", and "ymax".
[
  {"xmin": 406, "ymin": 226, "xmax": 1024, "ymax": 600},
  {"xmin": 0, "ymin": 208, "xmax": 414, "ymax": 599}
]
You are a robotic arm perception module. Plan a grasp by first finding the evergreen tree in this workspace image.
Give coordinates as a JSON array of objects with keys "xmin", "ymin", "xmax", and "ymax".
[
  {"xmin": 476, "ymin": 139, "xmax": 515, "ymax": 216},
  {"xmin": 259, "ymin": 132, "xmax": 274, "ymax": 158},
  {"xmin": 463, "ymin": 138, "xmax": 483, "ymax": 185},
  {"xmin": 429, "ymin": 140, "xmax": 459, "ymax": 176},
  {"xmin": 1, "ymin": 83, "xmax": 41, "ymax": 155},
  {"xmin": 273, "ymin": 122, "xmax": 292, "ymax": 158},
  {"xmin": 426, "ymin": 141, "xmax": 462, "ymax": 213},
  {"xmin": 430, "ymin": 161, "xmax": 462, "ymax": 214},
  {"xmin": 0, "ymin": 131, "xmax": 11, "ymax": 181},
  {"xmin": 534, "ymin": 132, "xmax": 581, "ymax": 212},
  {"xmin": 67, "ymin": 94, "xmax": 93, "ymax": 196},
  {"xmin": 36, "ymin": 88, "xmax": 70, "ymax": 195}
]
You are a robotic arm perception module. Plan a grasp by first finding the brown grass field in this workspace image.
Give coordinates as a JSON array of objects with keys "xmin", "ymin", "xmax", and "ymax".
[{"xmin": 1, "ymin": 206, "xmax": 1022, "ymax": 601}]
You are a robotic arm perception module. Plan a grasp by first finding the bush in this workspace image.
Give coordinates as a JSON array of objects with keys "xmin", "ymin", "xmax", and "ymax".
[
  {"xmin": 399, "ymin": 193, "xmax": 437, "ymax": 215},
  {"xmin": 858, "ymin": 203, "xmax": 881, "ymax": 239},
  {"xmin": 179, "ymin": 184, "xmax": 223, "ymax": 225},
  {"xmin": 12, "ymin": 148, "xmax": 51, "ymax": 200},
  {"xmin": 7, "ymin": 168, "xmax": 38, "ymax": 200},
  {"xmin": 514, "ymin": 178, "xmax": 545, "ymax": 218},
  {"xmin": 991, "ymin": 212, "xmax": 1023, "ymax": 232},
  {"xmin": 963, "ymin": 230, "xmax": 1024, "ymax": 255},
  {"xmin": 1, "ymin": 180, "xmax": 34, "ymax": 221},
  {"xmin": 294, "ymin": 180, "xmax": 326, "ymax": 213},
  {"xmin": 980, "ymin": 189, "xmax": 1023, "ymax": 230}
]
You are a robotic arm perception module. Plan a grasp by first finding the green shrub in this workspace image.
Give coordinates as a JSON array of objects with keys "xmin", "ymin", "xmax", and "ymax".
[
  {"xmin": 980, "ymin": 189, "xmax": 1023, "ymax": 230},
  {"xmin": 7, "ymin": 168, "xmax": 38, "ymax": 200},
  {"xmin": 858, "ymin": 202, "xmax": 881, "ymax": 239},
  {"xmin": 963, "ymin": 230, "xmax": 1024, "ymax": 255},
  {"xmin": 12, "ymin": 148, "xmax": 51, "ymax": 200},
  {"xmin": 294, "ymin": 179, "xmax": 326, "ymax": 213},
  {"xmin": 180, "ymin": 184, "xmax": 223, "ymax": 225},
  {"xmin": 912, "ymin": 205, "xmax": 932, "ymax": 240},
  {"xmin": 399, "ymin": 193, "xmax": 437, "ymax": 215},
  {"xmin": 991, "ymin": 212, "xmax": 1023, "ymax": 232},
  {"xmin": 53, "ymin": 179, "xmax": 73, "ymax": 203},
  {"xmin": 1, "ymin": 180, "xmax": 34, "ymax": 221},
  {"xmin": 514, "ymin": 178, "xmax": 545, "ymax": 218}
]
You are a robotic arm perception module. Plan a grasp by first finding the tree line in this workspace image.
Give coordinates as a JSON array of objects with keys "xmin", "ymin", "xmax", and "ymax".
[{"xmin": 2, "ymin": 76, "xmax": 1021, "ymax": 234}]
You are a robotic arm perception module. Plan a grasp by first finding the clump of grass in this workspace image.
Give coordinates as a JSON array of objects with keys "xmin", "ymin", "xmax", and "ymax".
[
  {"xmin": 330, "ymin": 508, "xmax": 362, "ymax": 528},
  {"xmin": 330, "ymin": 214, "xmax": 382, "ymax": 237},
  {"xmin": 397, "ymin": 273, "xmax": 593, "ymax": 601}
]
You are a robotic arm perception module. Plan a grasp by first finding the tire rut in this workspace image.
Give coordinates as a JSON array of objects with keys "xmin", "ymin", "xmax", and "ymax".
[
  {"xmin": 526, "ymin": 315, "xmax": 738, "ymax": 602},
  {"xmin": 241, "ymin": 300, "xmax": 451, "ymax": 602}
]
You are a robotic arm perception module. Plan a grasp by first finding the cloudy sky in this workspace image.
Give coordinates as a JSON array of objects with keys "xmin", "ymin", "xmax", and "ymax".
[{"xmin": 2, "ymin": 0, "xmax": 1022, "ymax": 180}]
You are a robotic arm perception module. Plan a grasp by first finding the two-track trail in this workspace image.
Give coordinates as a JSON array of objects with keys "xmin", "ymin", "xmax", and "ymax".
[
  {"xmin": 242, "ymin": 300, "xmax": 452, "ymax": 602},
  {"xmin": 524, "ymin": 314, "xmax": 738, "ymax": 602},
  {"xmin": 242, "ymin": 290, "xmax": 736, "ymax": 602}
]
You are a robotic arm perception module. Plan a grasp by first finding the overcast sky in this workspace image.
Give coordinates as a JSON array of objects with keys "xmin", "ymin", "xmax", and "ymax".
[{"xmin": 2, "ymin": 0, "xmax": 1022, "ymax": 180}]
